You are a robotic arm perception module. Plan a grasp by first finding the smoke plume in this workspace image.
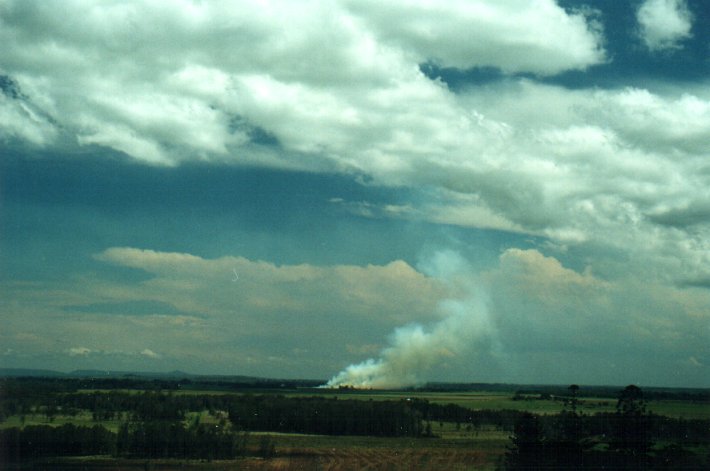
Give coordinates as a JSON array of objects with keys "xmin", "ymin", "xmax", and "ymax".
[{"xmin": 325, "ymin": 251, "xmax": 493, "ymax": 389}]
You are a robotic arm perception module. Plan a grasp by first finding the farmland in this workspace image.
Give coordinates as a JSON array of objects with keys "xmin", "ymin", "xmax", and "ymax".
[{"xmin": 1, "ymin": 375, "xmax": 708, "ymax": 470}]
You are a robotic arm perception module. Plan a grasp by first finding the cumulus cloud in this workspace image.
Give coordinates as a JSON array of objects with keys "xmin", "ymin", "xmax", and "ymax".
[
  {"xmin": 455, "ymin": 81, "xmax": 710, "ymax": 282},
  {"xmin": 93, "ymin": 247, "xmax": 445, "ymax": 325},
  {"xmin": 328, "ymin": 78, "xmax": 710, "ymax": 287},
  {"xmin": 637, "ymin": 0, "xmax": 693, "ymax": 51},
  {"xmin": 482, "ymin": 248, "xmax": 710, "ymax": 385},
  {"xmin": 50, "ymin": 247, "xmax": 444, "ymax": 375},
  {"xmin": 345, "ymin": 0, "xmax": 605, "ymax": 74},
  {"xmin": 0, "ymin": 0, "xmax": 603, "ymax": 165},
  {"xmin": 4, "ymin": 1, "xmax": 707, "ymax": 287},
  {"xmin": 1, "ymin": 1, "xmax": 709, "ymax": 385}
]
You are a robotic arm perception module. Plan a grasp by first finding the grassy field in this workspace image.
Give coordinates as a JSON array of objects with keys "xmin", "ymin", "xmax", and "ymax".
[
  {"xmin": 0, "ymin": 411, "xmax": 125, "ymax": 432},
  {"xmin": 27, "ymin": 452, "xmax": 503, "ymax": 471},
  {"xmin": 244, "ymin": 433, "xmax": 506, "ymax": 471},
  {"xmin": 646, "ymin": 399, "xmax": 710, "ymax": 420},
  {"xmin": 15, "ymin": 431, "xmax": 508, "ymax": 471}
]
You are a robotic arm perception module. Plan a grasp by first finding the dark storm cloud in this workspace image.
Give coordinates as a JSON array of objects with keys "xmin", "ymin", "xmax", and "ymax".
[
  {"xmin": 0, "ymin": 74, "xmax": 24, "ymax": 99},
  {"xmin": 647, "ymin": 202, "xmax": 710, "ymax": 228}
]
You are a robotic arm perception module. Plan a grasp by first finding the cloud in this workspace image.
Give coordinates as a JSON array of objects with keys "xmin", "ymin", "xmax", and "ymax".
[
  {"xmin": 140, "ymin": 349, "xmax": 160, "ymax": 359},
  {"xmin": 345, "ymin": 0, "xmax": 605, "ymax": 74},
  {"xmin": 94, "ymin": 247, "xmax": 446, "ymax": 327},
  {"xmin": 480, "ymin": 249, "xmax": 710, "ymax": 385},
  {"xmin": 325, "ymin": 78, "xmax": 710, "ymax": 287},
  {"xmin": 0, "ymin": 0, "xmax": 602, "ymax": 165},
  {"xmin": 455, "ymin": 80, "xmax": 710, "ymax": 283},
  {"xmin": 688, "ymin": 356, "xmax": 703, "ymax": 367},
  {"xmin": 65, "ymin": 346, "xmax": 161, "ymax": 360},
  {"xmin": 0, "ymin": 247, "xmax": 441, "ymax": 376},
  {"xmin": 1, "ymin": 1, "xmax": 709, "ymax": 386},
  {"xmin": 68, "ymin": 347, "xmax": 92, "ymax": 356},
  {"xmin": 3, "ymin": 1, "xmax": 707, "ymax": 288},
  {"xmin": 3, "ymin": 245, "xmax": 708, "ymax": 385},
  {"xmin": 637, "ymin": 0, "xmax": 693, "ymax": 51},
  {"xmin": 0, "ymin": 75, "xmax": 57, "ymax": 145}
]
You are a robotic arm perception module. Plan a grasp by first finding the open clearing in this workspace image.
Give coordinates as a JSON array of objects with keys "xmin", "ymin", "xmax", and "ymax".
[{"xmin": 22, "ymin": 433, "xmax": 507, "ymax": 471}]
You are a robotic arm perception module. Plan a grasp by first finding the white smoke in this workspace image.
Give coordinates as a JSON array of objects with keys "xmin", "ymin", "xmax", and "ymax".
[{"xmin": 325, "ymin": 251, "xmax": 494, "ymax": 389}]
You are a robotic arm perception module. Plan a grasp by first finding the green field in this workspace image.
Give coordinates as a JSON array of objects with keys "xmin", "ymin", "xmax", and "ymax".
[{"xmin": 279, "ymin": 389, "xmax": 709, "ymax": 419}]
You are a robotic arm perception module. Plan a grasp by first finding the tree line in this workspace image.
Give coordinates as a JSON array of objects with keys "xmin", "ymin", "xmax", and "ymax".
[
  {"xmin": 504, "ymin": 385, "xmax": 709, "ymax": 470},
  {"xmin": 0, "ymin": 393, "xmax": 425, "ymax": 463},
  {"xmin": 407, "ymin": 396, "xmax": 709, "ymax": 444},
  {"xmin": 228, "ymin": 395, "xmax": 423, "ymax": 436},
  {"xmin": 0, "ymin": 422, "xmax": 247, "ymax": 461}
]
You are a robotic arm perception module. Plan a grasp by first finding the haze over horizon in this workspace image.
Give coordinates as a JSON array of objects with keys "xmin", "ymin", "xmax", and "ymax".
[{"xmin": 1, "ymin": 0, "xmax": 709, "ymax": 388}]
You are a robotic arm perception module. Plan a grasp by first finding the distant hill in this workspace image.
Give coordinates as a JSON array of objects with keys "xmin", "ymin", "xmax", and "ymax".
[
  {"xmin": 0, "ymin": 368, "xmax": 322, "ymax": 385},
  {"xmin": 0, "ymin": 368, "xmax": 67, "ymax": 377},
  {"xmin": 69, "ymin": 369, "xmax": 196, "ymax": 378},
  {"xmin": 0, "ymin": 368, "xmax": 233, "ymax": 380}
]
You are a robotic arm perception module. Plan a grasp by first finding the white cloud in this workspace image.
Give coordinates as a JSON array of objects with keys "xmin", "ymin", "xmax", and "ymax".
[
  {"xmin": 67, "ymin": 346, "xmax": 162, "ymax": 359},
  {"xmin": 140, "ymin": 348, "xmax": 160, "ymax": 359},
  {"xmin": 68, "ymin": 346, "xmax": 92, "ymax": 356},
  {"xmin": 481, "ymin": 249, "xmax": 710, "ymax": 385},
  {"xmin": 2, "ymin": 0, "xmax": 709, "ymax": 288},
  {"xmin": 456, "ymin": 80, "xmax": 710, "ymax": 283},
  {"xmin": 327, "ymin": 77, "xmax": 710, "ymax": 285},
  {"xmin": 0, "ymin": 0, "xmax": 603, "ymax": 165},
  {"xmin": 345, "ymin": 0, "xmax": 605, "ymax": 74},
  {"xmin": 1, "ymin": 0, "xmax": 709, "ymax": 385},
  {"xmin": 94, "ymin": 247, "xmax": 446, "ymax": 328},
  {"xmin": 637, "ymin": 0, "xmax": 693, "ymax": 51},
  {"xmin": 0, "ymin": 247, "xmax": 447, "ymax": 376}
]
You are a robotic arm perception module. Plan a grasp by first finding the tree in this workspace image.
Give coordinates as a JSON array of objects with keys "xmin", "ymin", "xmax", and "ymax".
[
  {"xmin": 561, "ymin": 384, "xmax": 582, "ymax": 445},
  {"xmin": 505, "ymin": 413, "xmax": 545, "ymax": 470},
  {"xmin": 610, "ymin": 385, "xmax": 652, "ymax": 468},
  {"xmin": 567, "ymin": 384, "xmax": 580, "ymax": 413}
]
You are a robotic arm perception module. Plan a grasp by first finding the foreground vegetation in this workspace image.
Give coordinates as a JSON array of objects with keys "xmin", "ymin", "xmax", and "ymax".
[{"xmin": 0, "ymin": 376, "xmax": 708, "ymax": 469}]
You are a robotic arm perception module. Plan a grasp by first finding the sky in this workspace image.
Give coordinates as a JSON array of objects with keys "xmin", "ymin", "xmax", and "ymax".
[{"xmin": 1, "ymin": 0, "xmax": 709, "ymax": 388}]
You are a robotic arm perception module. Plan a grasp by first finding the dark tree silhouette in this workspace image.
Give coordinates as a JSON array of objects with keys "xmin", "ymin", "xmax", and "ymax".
[
  {"xmin": 567, "ymin": 384, "xmax": 580, "ymax": 413},
  {"xmin": 505, "ymin": 413, "xmax": 545, "ymax": 470},
  {"xmin": 610, "ymin": 384, "xmax": 652, "ymax": 469}
]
